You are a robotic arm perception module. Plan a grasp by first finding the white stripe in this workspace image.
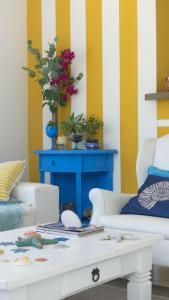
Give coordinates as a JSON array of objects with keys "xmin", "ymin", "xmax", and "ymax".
[
  {"xmin": 157, "ymin": 120, "xmax": 169, "ymax": 127},
  {"xmin": 42, "ymin": 0, "xmax": 56, "ymax": 150},
  {"xmin": 42, "ymin": 0, "xmax": 56, "ymax": 183},
  {"xmin": 70, "ymin": 0, "xmax": 86, "ymax": 117},
  {"xmin": 137, "ymin": 0, "xmax": 157, "ymax": 148},
  {"xmin": 102, "ymin": 0, "xmax": 121, "ymax": 192}
]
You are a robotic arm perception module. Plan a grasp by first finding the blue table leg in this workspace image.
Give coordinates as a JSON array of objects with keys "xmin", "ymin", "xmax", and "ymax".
[
  {"xmin": 76, "ymin": 173, "xmax": 82, "ymax": 219},
  {"xmin": 50, "ymin": 172, "xmax": 55, "ymax": 185},
  {"xmin": 40, "ymin": 172, "xmax": 45, "ymax": 183},
  {"xmin": 107, "ymin": 171, "xmax": 113, "ymax": 190}
]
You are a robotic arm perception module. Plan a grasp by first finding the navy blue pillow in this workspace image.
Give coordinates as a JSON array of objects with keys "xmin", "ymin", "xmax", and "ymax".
[{"xmin": 121, "ymin": 175, "xmax": 169, "ymax": 218}]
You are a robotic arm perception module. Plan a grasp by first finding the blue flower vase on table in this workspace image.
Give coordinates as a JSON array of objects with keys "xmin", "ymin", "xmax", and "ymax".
[{"xmin": 46, "ymin": 125, "xmax": 58, "ymax": 150}]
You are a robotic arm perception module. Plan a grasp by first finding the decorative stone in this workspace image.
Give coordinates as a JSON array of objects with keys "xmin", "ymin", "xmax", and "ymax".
[
  {"xmin": 12, "ymin": 256, "xmax": 31, "ymax": 266},
  {"xmin": 0, "ymin": 242, "xmax": 14, "ymax": 246},
  {"xmin": 24, "ymin": 231, "xmax": 40, "ymax": 238},
  {"xmin": 11, "ymin": 248, "xmax": 30, "ymax": 254},
  {"xmin": 35, "ymin": 258, "xmax": 48, "ymax": 262}
]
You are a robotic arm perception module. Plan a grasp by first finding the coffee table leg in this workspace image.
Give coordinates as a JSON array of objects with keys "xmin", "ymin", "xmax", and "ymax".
[
  {"xmin": 127, "ymin": 271, "xmax": 152, "ymax": 300},
  {"xmin": 0, "ymin": 286, "xmax": 27, "ymax": 300}
]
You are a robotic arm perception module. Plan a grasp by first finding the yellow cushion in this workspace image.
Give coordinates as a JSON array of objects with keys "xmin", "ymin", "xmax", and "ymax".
[{"xmin": 0, "ymin": 160, "xmax": 26, "ymax": 201}]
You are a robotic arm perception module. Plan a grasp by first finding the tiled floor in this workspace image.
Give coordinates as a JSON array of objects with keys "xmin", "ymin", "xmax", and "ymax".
[{"xmin": 67, "ymin": 279, "xmax": 169, "ymax": 300}]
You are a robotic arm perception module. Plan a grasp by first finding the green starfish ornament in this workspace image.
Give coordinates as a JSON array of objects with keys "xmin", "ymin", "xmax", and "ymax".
[{"xmin": 15, "ymin": 235, "xmax": 58, "ymax": 249}]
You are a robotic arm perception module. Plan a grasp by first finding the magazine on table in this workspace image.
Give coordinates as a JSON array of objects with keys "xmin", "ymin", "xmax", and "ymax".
[{"xmin": 36, "ymin": 222, "xmax": 104, "ymax": 237}]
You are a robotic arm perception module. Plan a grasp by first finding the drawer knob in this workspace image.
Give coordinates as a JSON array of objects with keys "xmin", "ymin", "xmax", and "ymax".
[
  {"xmin": 91, "ymin": 268, "xmax": 100, "ymax": 282},
  {"xmin": 50, "ymin": 160, "xmax": 55, "ymax": 166}
]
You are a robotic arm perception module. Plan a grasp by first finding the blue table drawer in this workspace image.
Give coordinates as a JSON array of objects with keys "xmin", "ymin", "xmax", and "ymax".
[
  {"xmin": 82, "ymin": 155, "xmax": 109, "ymax": 172},
  {"xmin": 40, "ymin": 155, "xmax": 77, "ymax": 172}
]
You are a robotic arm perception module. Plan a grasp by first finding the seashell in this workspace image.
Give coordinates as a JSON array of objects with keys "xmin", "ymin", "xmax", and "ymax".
[{"xmin": 61, "ymin": 210, "xmax": 82, "ymax": 228}]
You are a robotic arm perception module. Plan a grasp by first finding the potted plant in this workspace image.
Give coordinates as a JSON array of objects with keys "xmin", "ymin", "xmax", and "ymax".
[
  {"xmin": 84, "ymin": 115, "xmax": 103, "ymax": 149},
  {"xmin": 46, "ymin": 121, "xmax": 58, "ymax": 149},
  {"xmin": 23, "ymin": 38, "xmax": 83, "ymax": 149},
  {"xmin": 60, "ymin": 113, "xmax": 85, "ymax": 149}
]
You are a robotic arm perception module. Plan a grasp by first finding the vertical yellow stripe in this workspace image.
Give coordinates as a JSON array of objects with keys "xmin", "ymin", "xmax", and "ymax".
[
  {"xmin": 27, "ymin": 0, "xmax": 42, "ymax": 182},
  {"xmin": 120, "ymin": 0, "xmax": 138, "ymax": 193},
  {"xmin": 56, "ymin": 0, "xmax": 71, "ymax": 125},
  {"xmin": 86, "ymin": 0, "xmax": 103, "ymax": 142},
  {"xmin": 158, "ymin": 127, "xmax": 169, "ymax": 138},
  {"xmin": 157, "ymin": 0, "xmax": 169, "ymax": 121}
]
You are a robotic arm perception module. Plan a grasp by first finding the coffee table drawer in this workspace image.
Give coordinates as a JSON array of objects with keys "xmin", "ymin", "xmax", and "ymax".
[{"xmin": 61, "ymin": 257, "xmax": 121, "ymax": 297}]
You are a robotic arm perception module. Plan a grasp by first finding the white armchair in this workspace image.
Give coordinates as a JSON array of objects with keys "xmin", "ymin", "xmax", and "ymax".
[
  {"xmin": 89, "ymin": 134, "xmax": 169, "ymax": 271},
  {"xmin": 11, "ymin": 182, "xmax": 59, "ymax": 227},
  {"xmin": 89, "ymin": 189, "xmax": 133, "ymax": 225}
]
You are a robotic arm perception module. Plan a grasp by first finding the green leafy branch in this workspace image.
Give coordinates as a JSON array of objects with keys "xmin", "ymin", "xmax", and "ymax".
[{"xmin": 22, "ymin": 38, "xmax": 83, "ymax": 113}]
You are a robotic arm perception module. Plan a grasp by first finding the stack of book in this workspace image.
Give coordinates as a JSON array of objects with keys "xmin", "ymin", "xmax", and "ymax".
[{"xmin": 36, "ymin": 222, "xmax": 104, "ymax": 237}]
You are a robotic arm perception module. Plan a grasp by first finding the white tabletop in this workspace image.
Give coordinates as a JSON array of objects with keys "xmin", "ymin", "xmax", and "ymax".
[{"xmin": 0, "ymin": 226, "xmax": 163, "ymax": 290}]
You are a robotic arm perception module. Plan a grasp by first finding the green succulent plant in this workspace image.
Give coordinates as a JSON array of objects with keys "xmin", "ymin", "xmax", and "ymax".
[{"xmin": 60, "ymin": 113, "xmax": 85, "ymax": 135}]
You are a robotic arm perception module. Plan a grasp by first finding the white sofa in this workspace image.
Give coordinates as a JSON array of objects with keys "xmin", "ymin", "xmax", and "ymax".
[
  {"xmin": 11, "ymin": 182, "xmax": 59, "ymax": 227},
  {"xmin": 89, "ymin": 134, "xmax": 169, "ymax": 272}
]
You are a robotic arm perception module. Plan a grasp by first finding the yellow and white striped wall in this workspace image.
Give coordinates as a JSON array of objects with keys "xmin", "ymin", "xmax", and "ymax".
[{"xmin": 27, "ymin": 0, "xmax": 169, "ymax": 193}]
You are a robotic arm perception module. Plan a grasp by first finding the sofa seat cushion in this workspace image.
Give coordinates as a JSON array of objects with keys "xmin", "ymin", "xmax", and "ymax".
[{"xmin": 100, "ymin": 214, "xmax": 169, "ymax": 239}]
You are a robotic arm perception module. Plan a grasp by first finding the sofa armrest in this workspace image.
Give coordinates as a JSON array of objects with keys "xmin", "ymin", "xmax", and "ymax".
[
  {"xmin": 11, "ymin": 182, "xmax": 59, "ymax": 224},
  {"xmin": 89, "ymin": 188, "xmax": 135, "ymax": 225}
]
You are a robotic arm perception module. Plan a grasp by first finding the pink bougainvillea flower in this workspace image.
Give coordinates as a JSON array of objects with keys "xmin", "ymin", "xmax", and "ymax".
[
  {"xmin": 50, "ymin": 74, "xmax": 68, "ymax": 86},
  {"xmin": 61, "ymin": 49, "xmax": 75, "ymax": 60},
  {"xmin": 59, "ymin": 49, "xmax": 75, "ymax": 70},
  {"xmin": 59, "ymin": 60, "xmax": 69, "ymax": 70},
  {"xmin": 59, "ymin": 74, "xmax": 69, "ymax": 81},
  {"xmin": 50, "ymin": 79, "xmax": 60, "ymax": 86},
  {"xmin": 66, "ymin": 85, "xmax": 78, "ymax": 96}
]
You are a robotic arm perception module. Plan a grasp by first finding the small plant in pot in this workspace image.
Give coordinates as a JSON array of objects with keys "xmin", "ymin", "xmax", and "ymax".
[
  {"xmin": 60, "ymin": 113, "xmax": 85, "ymax": 149},
  {"xmin": 46, "ymin": 121, "xmax": 58, "ymax": 148},
  {"xmin": 84, "ymin": 115, "xmax": 103, "ymax": 149}
]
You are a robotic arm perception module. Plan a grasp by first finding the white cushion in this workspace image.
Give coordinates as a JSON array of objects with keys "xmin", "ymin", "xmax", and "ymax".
[
  {"xmin": 153, "ymin": 134, "xmax": 169, "ymax": 170},
  {"xmin": 100, "ymin": 214, "xmax": 169, "ymax": 239}
]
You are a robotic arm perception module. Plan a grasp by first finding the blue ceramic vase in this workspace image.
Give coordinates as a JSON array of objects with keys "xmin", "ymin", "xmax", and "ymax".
[{"xmin": 46, "ymin": 125, "xmax": 58, "ymax": 149}]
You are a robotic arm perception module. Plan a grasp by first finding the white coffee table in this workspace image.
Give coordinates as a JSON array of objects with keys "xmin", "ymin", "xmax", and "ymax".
[{"xmin": 0, "ymin": 227, "xmax": 163, "ymax": 300}]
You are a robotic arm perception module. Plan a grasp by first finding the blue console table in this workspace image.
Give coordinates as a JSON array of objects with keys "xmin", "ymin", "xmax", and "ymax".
[{"xmin": 34, "ymin": 149, "xmax": 117, "ymax": 218}]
